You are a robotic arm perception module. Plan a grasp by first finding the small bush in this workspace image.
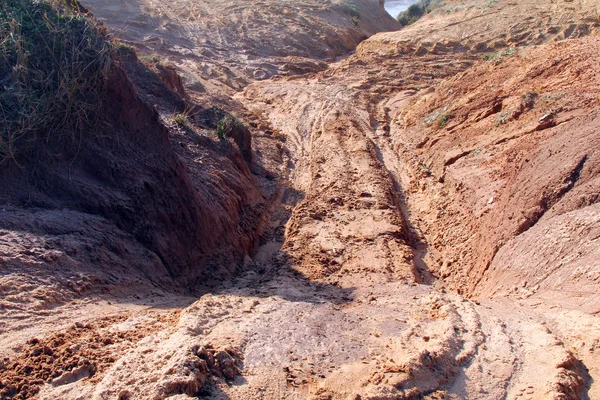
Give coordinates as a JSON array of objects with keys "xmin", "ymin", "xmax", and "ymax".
[
  {"xmin": 0, "ymin": 0, "xmax": 112, "ymax": 163},
  {"xmin": 495, "ymin": 110, "xmax": 511, "ymax": 126},
  {"xmin": 343, "ymin": 3, "xmax": 360, "ymax": 19},
  {"xmin": 408, "ymin": 4, "xmax": 425, "ymax": 19},
  {"xmin": 397, "ymin": 0, "xmax": 443, "ymax": 26},
  {"xmin": 138, "ymin": 53, "xmax": 161, "ymax": 63},
  {"xmin": 438, "ymin": 113, "xmax": 451, "ymax": 127},
  {"xmin": 522, "ymin": 91, "xmax": 538, "ymax": 110},
  {"xmin": 479, "ymin": 0, "xmax": 499, "ymax": 8},
  {"xmin": 215, "ymin": 115, "xmax": 242, "ymax": 139},
  {"xmin": 173, "ymin": 113, "xmax": 189, "ymax": 127},
  {"xmin": 335, "ymin": 2, "xmax": 360, "ymax": 23},
  {"xmin": 216, "ymin": 120, "xmax": 228, "ymax": 139}
]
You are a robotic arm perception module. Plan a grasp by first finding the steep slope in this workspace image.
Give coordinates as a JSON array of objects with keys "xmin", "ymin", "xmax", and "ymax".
[
  {"xmin": 0, "ymin": 3, "xmax": 267, "ymax": 397},
  {"xmin": 81, "ymin": 0, "xmax": 400, "ymax": 101},
  {"xmin": 364, "ymin": 0, "xmax": 600, "ymax": 56},
  {"xmin": 395, "ymin": 37, "xmax": 600, "ymax": 307}
]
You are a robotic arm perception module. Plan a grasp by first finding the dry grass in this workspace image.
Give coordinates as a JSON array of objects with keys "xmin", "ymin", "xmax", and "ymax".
[{"xmin": 0, "ymin": 0, "xmax": 112, "ymax": 165}]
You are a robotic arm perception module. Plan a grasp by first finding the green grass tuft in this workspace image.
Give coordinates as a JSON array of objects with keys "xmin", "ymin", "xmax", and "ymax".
[
  {"xmin": 483, "ymin": 47, "xmax": 516, "ymax": 63},
  {"xmin": 216, "ymin": 115, "xmax": 242, "ymax": 139},
  {"xmin": 438, "ymin": 113, "xmax": 451, "ymax": 127},
  {"xmin": 173, "ymin": 113, "xmax": 189, "ymax": 127},
  {"xmin": 115, "ymin": 41, "xmax": 136, "ymax": 58}
]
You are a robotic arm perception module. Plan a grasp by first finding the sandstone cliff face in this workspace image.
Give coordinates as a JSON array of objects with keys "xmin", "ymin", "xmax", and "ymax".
[{"xmin": 378, "ymin": 29, "xmax": 600, "ymax": 304}]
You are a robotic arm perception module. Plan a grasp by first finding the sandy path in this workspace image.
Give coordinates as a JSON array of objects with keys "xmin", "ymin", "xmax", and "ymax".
[{"xmin": 2, "ymin": 0, "xmax": 600, "ymax": 399}]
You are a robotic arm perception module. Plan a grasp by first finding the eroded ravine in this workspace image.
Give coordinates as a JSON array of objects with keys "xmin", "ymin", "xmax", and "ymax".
[
  {"xmin": 235, "ymin": 44, "xmax": 597, "ymax": 400},
  {"xmin": 2, "ymin": 0, "xmax": 600, "ymax": 399}
]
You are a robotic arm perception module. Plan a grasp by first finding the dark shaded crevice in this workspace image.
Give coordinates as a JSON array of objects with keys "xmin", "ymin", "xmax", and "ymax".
[
  {"xmin": 516, "ymin": 154, "xmax": 588, "ymax": 236},
  {"xmin": 556, "ymin": 356, "xmax": 593, "ymax": 400},
  {"xmin": 574, "ymin": 357, "xmax": 594, "ymax": 400},
  {"xmin": 367, "ymin": 134, "xmax": 435, "ymax": 285},
  {"xmin": 443, "ymin": 148, "xmax": 473, "ymax": 167}
]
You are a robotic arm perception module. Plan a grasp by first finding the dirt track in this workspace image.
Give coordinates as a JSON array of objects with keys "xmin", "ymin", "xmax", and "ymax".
[{"xmin": 1, "ymin": 0, "xmax": 600, "ymax": 399}]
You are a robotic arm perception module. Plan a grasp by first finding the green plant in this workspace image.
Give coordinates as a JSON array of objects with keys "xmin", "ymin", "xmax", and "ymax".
[
  {"xmin": 0, "ymin": 0, "xmax": 112, "ymax": 163},
  {"xmin": 495, "ymin": 110, "xmax": 511, "ymax": 126},
  {"xmin": 215, "ymin": 115, "xmax": 242, "ymax": 139},
  {"xmin": 138, "ymin": 53, "xmax": 161, "ymax": 63},
  {"xmin": 397, "ymin": 0, "xmax": 443, "ymax": 26},
  {"xmin": 216, "ymin": 120, "xmax": 228, "ymax": 139},
  {"xmin": 343, "ymin": 3, "xmax": 360, "ymax": 19},
  {"xmin": 115, "ymin": 42, "xmax": 136, "ymax": 57},
  {"xmin": 173, "ymin": 113, "xmax": 189, "ymax": 127},
  {"xmin": 170, "ymin": 106, "xmax": 202, "ymax": 130},
  {"xmin": 438, "ymin": 113, "xmax": 451, "ymax": 127},
  {"xmin": 424, "ymin": 105, "xmax": 451, "ymax": 126},
  {"xmin": 483, "ymin": 47, "xmax": 516, "ymax": 63},
  {"xmin": 522, "ymin": 90, "xmax": 538, "ymax": 110},
  {"xmin": 477, "ymin": 0, "xmax": 498, "ymax": 8}
]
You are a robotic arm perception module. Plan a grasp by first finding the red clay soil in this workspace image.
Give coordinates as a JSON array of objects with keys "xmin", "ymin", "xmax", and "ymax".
[{"xmin": 2, "ymin": 0, "xmax": 600, "ymax": 399}]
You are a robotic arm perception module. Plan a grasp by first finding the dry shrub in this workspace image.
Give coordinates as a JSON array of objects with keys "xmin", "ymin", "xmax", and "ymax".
[{"xmin": 0, "ymin": 0, "xmax": 112, "ymax": 165}]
